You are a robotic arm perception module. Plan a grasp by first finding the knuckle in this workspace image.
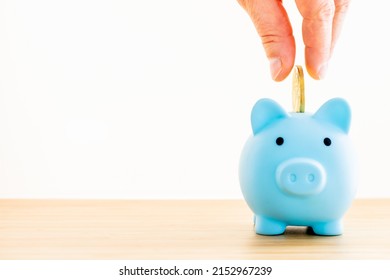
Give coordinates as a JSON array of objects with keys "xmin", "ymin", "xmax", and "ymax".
[
  {"xmin": 315, "ymin": 1, "xmax": 336, "ymax": 20},
  {"xmin": 335, "ymin": 0, "xmax": 350, "ymax": 14},
  {"xmin": 261, "ymin": 34, "xmax": 281, "ymax": 45},
  {"xmin": 302, "ymin": 1, "xmax": 335, "ymax": 21},
  {"xmin": 261, "ymin": 35, "xmax": 277, "ymax": 46}
]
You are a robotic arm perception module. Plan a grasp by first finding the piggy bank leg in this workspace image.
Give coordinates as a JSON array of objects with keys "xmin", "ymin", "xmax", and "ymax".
[
  {"xmin": 255, "ymin": 215, "xmax": 286, "ymax": 235},
  {"xmin": 311, "ymin": 220, "xmax": 343, "ymax": 236}
]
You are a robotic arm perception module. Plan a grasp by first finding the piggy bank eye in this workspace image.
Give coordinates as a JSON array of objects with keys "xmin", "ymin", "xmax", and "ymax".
[
  {"xmin": 276, "ymin": 137, "xmax": 284, "ymax": 146},
  {"xmin": 323, "ymin": 137, "xmax": 332, "ymax": 146}
]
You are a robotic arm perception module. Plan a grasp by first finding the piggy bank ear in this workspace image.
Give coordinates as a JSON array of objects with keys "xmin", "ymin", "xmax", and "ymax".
[
  {"xmin": 251, "ymin": 98, "xmax": 288, "ymax": 135},
  {"xmin": 313, "ymin": 98, "xmax": 351, "ymax": 133}
]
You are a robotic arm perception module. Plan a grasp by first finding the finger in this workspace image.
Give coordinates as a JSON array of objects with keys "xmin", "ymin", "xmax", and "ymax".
[
  {"xmin": 238, "ymin": 0, "xmax": 295, "ymax": 81},
  {"xmin": 331, "ymin": 0, "xmax": 350, "ymax": 55},
  {"xmin": 296, "ymin": 0, "xmax": 335, "ymax": 79}
]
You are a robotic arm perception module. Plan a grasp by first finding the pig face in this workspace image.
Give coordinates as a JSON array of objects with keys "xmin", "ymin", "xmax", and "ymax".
[{"xmin": 239, "ymin": 98, "xmax": 357, "ymax": 235}]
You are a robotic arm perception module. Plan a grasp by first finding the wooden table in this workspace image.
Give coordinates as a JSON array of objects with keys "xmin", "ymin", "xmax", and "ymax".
[{"xmin": 0, "ymin": 199, "xmax": 389, "ymax": 259}]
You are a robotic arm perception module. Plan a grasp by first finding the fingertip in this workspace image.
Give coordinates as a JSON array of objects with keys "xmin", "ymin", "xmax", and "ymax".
[
  {"xmin": 269, "ymin": 57, "xmax": 294, "ymax": 82},
  {"xmin": 306, "ymin": 65, "xmax": 320, "ymax": 80},
  {"xmin": 306, "ymin": 62, "xmax": 328, "ymax": 80},
  {"xmin": 317, "ymin": 63, "xmax": 328, "ymax": 80},
  {"xmin": 305, "ymin": 47, "xmax": 330, "ymax": 80},
  {"xmin": 269, "ymin": 58, "xmax": 282, "ymax": 81}
]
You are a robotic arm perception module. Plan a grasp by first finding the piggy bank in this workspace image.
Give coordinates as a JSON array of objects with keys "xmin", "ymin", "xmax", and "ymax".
[{"xmin": 239, "ymin": 98, "xmax": 357, "ymax": 235}]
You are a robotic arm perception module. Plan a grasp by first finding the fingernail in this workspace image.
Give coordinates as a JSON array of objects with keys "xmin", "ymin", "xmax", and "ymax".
[
  {"xmin": 318, "ymin": 63, "xmax": 328, "ymax": 80},
  {"xmin": 269, "ymin": 58, "xmax": 282, "ymax": 80}
]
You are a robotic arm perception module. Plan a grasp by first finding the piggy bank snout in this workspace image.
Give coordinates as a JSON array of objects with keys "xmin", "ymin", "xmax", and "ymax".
[{"xmin": 276, "ymin": 158, "xmax": 326, "ymax": 196}]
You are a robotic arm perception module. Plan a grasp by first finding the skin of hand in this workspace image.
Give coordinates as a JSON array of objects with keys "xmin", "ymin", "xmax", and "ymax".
[{"xmin": 237, "ymin": 0, "xmax": 350, "ymax": 81}]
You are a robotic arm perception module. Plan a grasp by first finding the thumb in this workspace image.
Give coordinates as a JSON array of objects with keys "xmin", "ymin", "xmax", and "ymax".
[{"xmin": 238, "ymin": 0, "xmax": 295, "ymax": 81}]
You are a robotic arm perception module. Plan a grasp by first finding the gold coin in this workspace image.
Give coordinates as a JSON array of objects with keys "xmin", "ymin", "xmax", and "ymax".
[{"xmin": 292, "ymin": 65, "xmax": 305, "ymax": 113}]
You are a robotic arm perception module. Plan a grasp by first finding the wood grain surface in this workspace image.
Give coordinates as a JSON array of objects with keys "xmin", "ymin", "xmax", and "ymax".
[{"xmin": 0, "ymin": 199, "xmax": 389, "ymax": 259}]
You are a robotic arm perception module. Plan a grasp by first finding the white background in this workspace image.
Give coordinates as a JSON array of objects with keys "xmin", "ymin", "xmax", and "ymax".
[{"xmin": 0, "ymin": 0, "xmax": 388, "ymax": 199}]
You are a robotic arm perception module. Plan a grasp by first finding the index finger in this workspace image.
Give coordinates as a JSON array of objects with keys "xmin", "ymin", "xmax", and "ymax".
[{"xmin": 296, "ymin": 0, "xmax": 335, "ymax": 79}]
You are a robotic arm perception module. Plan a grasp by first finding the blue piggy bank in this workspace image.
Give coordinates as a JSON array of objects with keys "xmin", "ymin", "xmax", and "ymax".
[{"xmin": 239, "ymin": 98, "xmax": 357, "ymax": 235}]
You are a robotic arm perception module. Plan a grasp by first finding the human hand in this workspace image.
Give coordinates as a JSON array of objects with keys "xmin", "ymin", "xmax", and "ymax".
[{"xmin": 237, "ymin": 0, "xmax": 350, "ymax": 81}]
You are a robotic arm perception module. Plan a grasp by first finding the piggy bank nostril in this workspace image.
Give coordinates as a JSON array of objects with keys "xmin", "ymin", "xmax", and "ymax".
[
  {"xmin": 289, "ymin": 174, "xmax": 297, "ymax": 183},
  {"xmin": 307, "ymin": 174, "xmax": 315, "ymax": 182}
]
